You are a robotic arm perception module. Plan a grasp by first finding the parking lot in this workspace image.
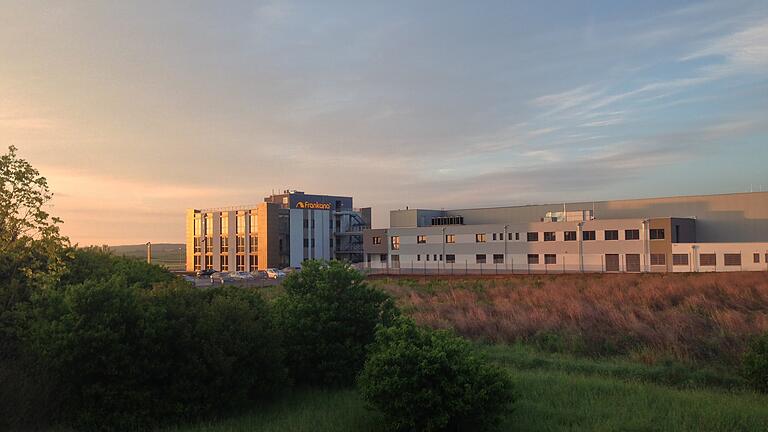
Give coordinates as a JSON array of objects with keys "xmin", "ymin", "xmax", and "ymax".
[{"xmin": 182, "ymin": 273, "xmax": 284, "ymax": 288}]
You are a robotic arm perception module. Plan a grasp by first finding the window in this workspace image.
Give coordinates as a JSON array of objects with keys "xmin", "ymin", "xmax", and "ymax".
[
  {"xmin": 527, "ymin": 232, "xmax": 539, "ymax": 242},
  {"xmin": 493, "ymin": 254, "xmax": 504, "ymax": 264},
  {"xmin": 475, "ymin": 233, "xmax": 486, "ymax": 243},
  {"xmin": 193, "ymin": 255, "xmax": 201, "ymax": 271},
  {"xmin": 445, "ymin": 234, "xmax": 455, "ymax": 243},
  {"xmin": 724, "ymin": 253, "xmax": 741, "ymax": 266},
  {"xmin": 391, "ymin": 255, "xmax": 400, "ymax": 268},
  {"xmin": 515, "ymin": 232, "xmax": 520, "ymax": 241},
  {"xmin": 499, "ymin": 233, "xmax": 504, "ymax": 241},
  {"xmin": 434, "ymin": 254, "xmax": 438, "ymax": 261},
  {"xmin": 492, "ymin": 233, "xmax": 497, "ymax": 241},
  {"xmin": 417, "ymin": 254, "xmax": 421, "ymax": 261},
  {"xmin": 583, "ymin": 231, "xmax": 596, "ymax": 241},
  {"xmin": 220, "ymin": 255, "xmax": 229, "ymax": 271},
  {"xmin": 249, "ymin": 235, "xmax": 258, "ymax": 253},
  {"xmin": 564, "ymin": 231, "xmax": 577, "ymax": 241},
  {"xmin": 545, "ymin": 254, "xmax": 557, "ymax": 264},
  {"xmin": 380, "ymin": 254, "xmax": 387, "ymax": 262},
  {"xmin": 303, "ymin": 238, "xmax": 309, "ymax": 248},
  {"xmin": 236, "ymin": 255, "xmax": 245, "ymax": 271},
  {"xmin": 303, "ymin": 219, "xmax": 309, "ymax": 229},
  {"xmin": 446, "ymin": 254, "xmax": 456, "ymax": 264},
  {"xmin": 700, "ymin": 253, "xmax": 716, "ymax": 266},
  {"xmin": 236, "ymin": 236, "xmax": 245, "ymax": 253},
  {"xmin": 605, "ymin": 230, "xmax": 619, "ymax": 241},
  {"xmin": 205, "ymin": 237, "xmax": 213, "ymax": 254},
  {"xmin": 372, "ymin": 236, "xmax": 381, "ymax": 245},
  {"xmin": 193, "ymin": 237, "xmax": 201, "ymax": 253},
  {"xmin": 527, "ymin": 254, "xmax": 539, "ymax": 264},
  {"xmin": 673, "ymin": 254, "xmax": 689, "ymax": 266},
  {"xmin": 625, "ymin": 229, "xmax": 640, "ymax": 240},
  {"xmin": 391, "ymin": 236, "xmax": 400, "ymax": 250},
  {"xmin": 249, "ymin": 211, "xmax": 257, "ymax": 233},
  {"xmin": 249, "ymin": 255, "xmax": 258, "ymax": 271},
  {"xmin": 220, "ymin": 236, "xmax": 229, "ymax": 253},
  {"xmin": 754, "ymin": 253, "xmax": 760, "ymax": 264},
  {"xmin": 204, "ymin": 255, "xmax": 213, "ymax": 269},
  {"xmin": 417, "ymin": 235, "xmax": 427, "ymax": 244},
  {"xmin": 650, "ymin": 228, "xmax": 665, "ymax": 240},
  {"xmin": 650, "ymin": 254, "xmax": 666, "ymax": 266},
  {"xmin": 426, "ymin": 254, "xmax": 429, "ymax": 261},
  {"xmin": 476, "ymin": 254, "xmax": 487, "ymax": 264},
  {"xmin": 194, "ymin": 215, "xmax": 202, "ymax": 237},
  {"xmin": 205, "ymin": 213, "xmax": 213, "ymax": 236},
  {"xmin": 220, "ymin": 213, "xmax": 229, "ymax": 235},
  {"xmin": 544, "ymin": 232, "xmax": 556, "ymax": 241},
  {"xmin": 236, "ymin": 212, "xmax": 246, "ymax": 234},
  {"xmin": 508, "ymin": 232, "xmax": 514, "ymax": 241}
]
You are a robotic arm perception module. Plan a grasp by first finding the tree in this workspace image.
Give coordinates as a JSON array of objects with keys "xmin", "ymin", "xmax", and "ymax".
[{"xmin": 0, "ymin": 145, "xmax": 69, "ymax": 300}]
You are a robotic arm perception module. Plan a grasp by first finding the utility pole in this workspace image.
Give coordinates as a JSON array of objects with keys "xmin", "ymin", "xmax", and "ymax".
[{"xmin": 146, "ymin": 242, "xmax": 152, "ymax": 264}]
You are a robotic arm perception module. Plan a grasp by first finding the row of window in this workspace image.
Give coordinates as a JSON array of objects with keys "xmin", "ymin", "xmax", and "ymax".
[
  {"xmin": 194, "ymin": 235, "xmax": 258, "ymax": 254},
  {"xmin": 391, "ymin": 228, "xmax": 663, "ymax": 249},
  {"xmin": 413, "ymin": 253, "xmax": 561, "ymax": 265},
  {"xmin": 193, "ymin": 254, "xmax": 258, "ymax": 272},
  {"xmin": 673, "ymin": 252, "xmax": 767, "ymax": 267},
  {"xmin": 194, "ymin": 211, "xmax": 259, "ymax": 238}
]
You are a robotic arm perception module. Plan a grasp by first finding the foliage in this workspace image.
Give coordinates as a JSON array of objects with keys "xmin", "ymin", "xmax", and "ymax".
[
  {"xmin": 59, "ymin": 246, "xmax": 175, "ymax": 288},
  {"xmin": 358, "ymin": 319, "xmax": 514, "ymax": 432},
  {"xmin": 23, "ymin": 278, "xmax": 286, "ymax": 430},
  {"xmin": 743, "ymin": 332, "xmax": 768, "ymax": 393},
  {"xmin": 273, "ymin": 260, "xmax": 398, "ymax": 386}
]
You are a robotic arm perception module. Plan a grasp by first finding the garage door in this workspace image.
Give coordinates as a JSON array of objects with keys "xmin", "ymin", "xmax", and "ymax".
[
  {"xmin": 626, "ymin": 254, "xmax": 640, "ymax": 272},
  {"xmin": 605, "ymin": 254, "xmax": 620, "ymax": 272}
]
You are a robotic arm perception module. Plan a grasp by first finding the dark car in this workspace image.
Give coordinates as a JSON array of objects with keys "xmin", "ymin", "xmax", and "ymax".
[{"xmin": 196, "ymin": 268, "xmax": 216, "ymax": 277}]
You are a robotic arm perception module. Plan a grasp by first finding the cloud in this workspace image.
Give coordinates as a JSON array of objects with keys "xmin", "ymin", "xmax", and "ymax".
[{"xmin": 682, "ymin": 19, "xmax": 768, "ymax": 74}]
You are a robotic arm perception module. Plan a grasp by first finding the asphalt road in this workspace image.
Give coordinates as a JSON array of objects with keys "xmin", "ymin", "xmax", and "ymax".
[{"xmin": 188, "ymin": 276, "xmax": 283, "ymax": 288}]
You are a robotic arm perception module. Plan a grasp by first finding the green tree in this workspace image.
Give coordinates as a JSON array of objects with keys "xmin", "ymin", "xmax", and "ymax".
[
  {"xmin": 273, "ymin": 260, "xmax": 398, "ymax": 386},
  {"xmin": 359, "ymin": 318, "xmax": 514, "ymax": 432}
]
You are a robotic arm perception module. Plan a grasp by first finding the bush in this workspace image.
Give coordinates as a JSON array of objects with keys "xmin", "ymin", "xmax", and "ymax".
[
  {"xmin": 59, "ymin": 247, "xmax": 174, "ymax": 288},
  {"xmin": 24, "ymin": 277, "xmax": 286, "ymax": 430},
  {"xmin": 358, "ymin": 319, "xmax": 514, "ymax": 432},
  {"xmin": 273, "ymin": 260, "xmax": 398, "ymax": 386},
  {"xmin": 743, "ymin": 333, "xmax": 768, "ymax": 393}
]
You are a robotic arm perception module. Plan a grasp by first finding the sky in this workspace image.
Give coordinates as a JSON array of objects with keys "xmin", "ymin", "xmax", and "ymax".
[{"xmin": 2, "ymin": 0, "xmax": 767, "ymax": 245}]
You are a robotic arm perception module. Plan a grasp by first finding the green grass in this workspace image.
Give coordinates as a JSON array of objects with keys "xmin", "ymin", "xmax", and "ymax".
[{"xmin": 166, "ymin": 345, "xmax": 768, "ymax": 432}]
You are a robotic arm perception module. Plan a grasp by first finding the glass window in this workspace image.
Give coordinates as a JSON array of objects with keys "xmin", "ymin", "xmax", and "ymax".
[
  {"xmin": 204, "ymin": 255, "xmax": 213, "ymax": 269},
  {"xmin": 544, "ymin": 232, "xmax": 556, "ymax": 241},
  {"xmin": 527, "ymin": 254, "xmax": 539, "ymax": 264},
  {"xmin": 249, "ymin": 255, "xmax": 258, "ymax": 271},
  {"xmin": 475, "ymin": 233, "xmax": 486, "ymax": 243},
  {"xmin": 236, "ymin": 236, "xmax": 245, "ymax": 253},
  {"xmin": 724, "ymin": 253, "xmax": 741, "ymax": 266},
  {"xmin": 391, "ymin": 236, "xmax": 400, "ymax": 250},
  {"xmin": 249, "ymin": 235, "xmax": 258, "ymax": 253},
  {"xmin": 755, "ymin": 253, "xmax": 761, "ymax": 264},
  {"xmin": 445, "ymin": 234, "xmax": 455, "ymax": 243},
  {"xmin": 493, "ymin": 254, "xmax": 504, "ymax": 264},
  {"xmin": 700, "ymin": 253, "xmax": 716, "ymax": 266},
  {"xmin": 492, "ymin": 233, "xmax": 497, "ymax": 241},
  {"xmin": 545, "ymin": 254, "xmax": 556, "ymax": 264},
  {"xmin": 605, "ymin": 230, "xmax": 619, "ymax": 240},
  {"xmin": 625, "ymin": 229, "xmax": 640, "ymax": 240},
  {"xmin": 193, "ymin": 255, "xmax": 201, "ymax": 271},
  {"xmin": 672, "ymin": 254, "xmax": 688, "ymax": 266},
  {"xmin": 220, "ymin": 254, "xmax": 229, "ymax": 271},
  {"xmin": 205, "ymin": 213, "xmax": 213, "ymax": 236},
  {"xmin": 194, "ymin": 237, "xmax": 201, "ymax": 253},
  {"xmin": 446, "ymin": 254, "xmax": 456, "ymax": 264},
  {"xmin": 583, "ymin": 231, "xmax": 596, "ymax": 241},
  {"xmin": 650, "ymin": 254, "xmax": 666, "ymax": 265},
  {"xmin": 564, "ymin": 231, "xmax": 577, "ymax": 241},
  {"xmin": 476, "ymin": 254, "xmax": 486, "ymax": 264},
  {"xmin": 508, "ymin": 232, "xmax": 514, "ymax": 240},
  {"xmin": 194, "ymin": 215, "xmax": 202, "ymax": 237},
  {"xmin": 236, "ymin": 212, "xmax": 246, "ymax": 235},
  {"xmin": 417, "ymin": 235, "xmax": 427, "ymax": 244},
  {"xmin": 650, "ymin": 229, "xmax": 665, "ymax": 240},
  {"xmin": 220, "ymin": 213, "xmax": 229, "ymax": 235},
  {"xmin": 220, "ymin": 236, "xmax": 229, "ymax": 253},
  {"xmin": 249, "ymin": 211, "xmax": 258, "ymax": 233},
  {"xmin": 372, "ymin": 236, "xmax": 381, "ymax": 245},
  {"xmin": 527, "ymin": 232, "xmax": 539, "ymax": 242},
  {"xmin": 236, "ymin": 255, "xmax": 245, "ymax": 271},
  {"xmin": 515, "ymin": 232, "xmax": 520, "ymax": 241}
]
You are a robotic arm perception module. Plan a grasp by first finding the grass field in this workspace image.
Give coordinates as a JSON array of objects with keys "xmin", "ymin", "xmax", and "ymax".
[
  {"xmin": 109, "ymin": 243, "xmax": 185, "ymax": 271},
  {"xmin": 166, "ymin": 344, "xmax": 768, "ymax": 432},
  {"xmin": 164, "ymin": 272, "xmax": 768, "ymax": 431}
]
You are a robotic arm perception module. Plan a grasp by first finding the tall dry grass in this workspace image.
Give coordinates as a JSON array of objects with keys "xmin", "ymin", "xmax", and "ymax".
[{"xmin": 376, "ymin": 272, "xmax": 768, "ymax": 364}]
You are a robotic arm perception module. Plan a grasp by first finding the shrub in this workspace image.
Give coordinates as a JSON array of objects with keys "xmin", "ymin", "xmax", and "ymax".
[
  {"xmin": 358, "ymin": 319, "xmax": 514, "ymax": 432},
  {"xmin": 59, "ymin": 247, "xmax": 174, "ymax": 288},
  {"xmin": 743, "ymin": 332, "xmax": 768, "ymax": 393},
  {"xmin": 24, "ymin": 277, "xmax": 286, "ymax": 430},
  {"xmin": 273, "ymin": 260, "xmax": 398, "ymax": 386}
]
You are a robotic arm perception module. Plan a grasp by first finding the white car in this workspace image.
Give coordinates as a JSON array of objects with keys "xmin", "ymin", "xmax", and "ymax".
[
  {"xmin": 266, "ymin": 268, "xmax": 286, "ymax": 279},
  {"xmin": 229, "ymin": 271, "xmax": 255, "ymax": 280}
]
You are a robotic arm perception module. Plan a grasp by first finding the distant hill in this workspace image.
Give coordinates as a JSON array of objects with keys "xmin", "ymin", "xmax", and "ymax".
[{"xmin": 110, "ymin": 243, "xmax": 185, "ymax": 271}]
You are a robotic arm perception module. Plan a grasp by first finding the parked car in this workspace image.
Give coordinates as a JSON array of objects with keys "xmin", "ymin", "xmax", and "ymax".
[
  {"xmin": 266, "ymin": 268, "xmax": 286, "ymax": 279},
  {"xmin": 210, "ymin": 272, "xmax": 233, "ymax": 284},
  {"xmin": 182, "ymin": 275, "xmax": 196, "ymax": 283},
  {"xmin": 251, "ymin": 270, "xmax": 267, "ymax": 279},
  {"xmin": 196, "ymin": 268, "xmax": 216, "ymax": 277},
  {"xmin": 229, "ymin": 271, "xmax": 255, "ymax": 280}
]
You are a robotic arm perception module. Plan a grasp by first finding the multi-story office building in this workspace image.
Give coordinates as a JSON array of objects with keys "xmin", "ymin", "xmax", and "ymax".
[
  {"xmin": 186, "ymin": 191, "xmax": 370, "ymax": 272},
  {"xmin": 363, "ymin": 192, "xmax": 768, "ymax": 273}
]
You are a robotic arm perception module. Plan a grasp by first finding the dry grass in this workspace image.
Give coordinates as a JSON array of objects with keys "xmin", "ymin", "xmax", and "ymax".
[{"xmin": 374, "ymin": 272, "xmax": 768, "ymax": 364}]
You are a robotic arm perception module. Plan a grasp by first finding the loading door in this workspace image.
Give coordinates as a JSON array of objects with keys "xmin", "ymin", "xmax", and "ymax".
[
  {"xmin": 605, "ymin": 254, "xmax": 620, "ymax": 272},
  {"xmin": 626, "ymin": 254, "xmax": 641, "ymax": 272}
]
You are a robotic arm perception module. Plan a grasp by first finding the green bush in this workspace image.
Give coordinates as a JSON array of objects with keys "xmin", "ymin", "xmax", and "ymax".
[
  {"xmin": 24, "ymin": 277, "xmax": 286, "ymax": 430},
  {"xmin": 358, "ymin": 319, "xmax": 514, "ymax": 432},
  {"xmin": 59, "ymin": 247, "xmax": 174, "ymax": 288},
  {"xmin": 743, "ymin": 333, "xmax": 768, "ymax": 393},
  {"xmin": 273, "ymin": 260, "xmax": 398, "ymax": 386}
]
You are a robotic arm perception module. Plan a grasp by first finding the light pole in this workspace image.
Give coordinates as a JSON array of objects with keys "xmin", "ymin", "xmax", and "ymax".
[
  {"xmin": 146, "ymin": 242, "xmax": 151, "ymax": 264},
  {"xmin": 441, "ymin": 227, "xmax": 446, "ymax": 275},
  {"xmin": 504, "ymin": 224, "xmax": 508, "ymax": 273}
]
